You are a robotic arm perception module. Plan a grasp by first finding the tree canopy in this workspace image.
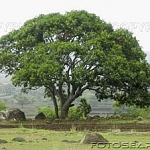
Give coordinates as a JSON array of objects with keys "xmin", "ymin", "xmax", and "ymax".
[{"xmin": 0, "ymin": 10, "xmax": 150, "ymax": 118}]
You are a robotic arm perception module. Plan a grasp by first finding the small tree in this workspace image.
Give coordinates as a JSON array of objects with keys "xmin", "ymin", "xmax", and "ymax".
[
  {"xmin": 77, "ymin": 98, "xmax": 91, "ymax": 117},
  {"xmin": 14, "ymin": 93, "xmax": 31, "ymax": 108}
]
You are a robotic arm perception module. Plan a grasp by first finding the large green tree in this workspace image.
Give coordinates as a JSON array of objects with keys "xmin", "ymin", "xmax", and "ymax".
[{"xmin": 0, "ymin": 10, "xmax": 150, "ymax": 118}]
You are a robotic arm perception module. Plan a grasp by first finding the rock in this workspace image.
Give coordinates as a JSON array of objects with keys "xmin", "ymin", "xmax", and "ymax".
[
  {"xmin": 41, "ymin": 138, "xmax": 47, "ymax": 140},
  {"xmin": 80, "ymin": 133, "xmax": 109, "ymax": 144},
  {"xmin": 0, "ymin": 139, "xmax": 7, "ymax": 144},
  {"xmin": 61, "ymin": 140, "xmax": 79, "ymax": 143},
  {"xmin": 35, "ymin": 112, "xmax": 46, "ymax": 120},
  {"xmin": 7, "ymin": 108, "xmax": 26, "ymax": 121},
  {"xmin": 0, "ymin": 111, "xmax": 7, "ymax": 120},
  {"xmin": 12, "ymin": 137, "xmax": 26, "ymax": 142},
  {"xmin": 137, "ymin": 116, "xmax": 143, "ymax": 121},
  {"xmin": 92, "ymin": 115, "xmax": 101, "ymax": 119},
  {"xmin": 61, "ymin": 140, "xmax": 69, "ymax": 142}
]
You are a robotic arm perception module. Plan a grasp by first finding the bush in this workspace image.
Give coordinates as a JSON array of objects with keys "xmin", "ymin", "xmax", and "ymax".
[
  {"xmin": 137, "ymin": 108, "xmax": 150, "ymax": 119},
  {"xmin": 68, "ymin": 98, "xmax": 91, "ymax": 120},
  {"xmin": 112, "ymin": 101, "xmax": 126, "ymax": 114},
  {"xmin": 0, "ymin": 100, "xmax": 7, "ymax": 111},
  {"xmin": 68, "ymin": 106, "xmax": 82, "ymax": 120},
  {"xmin": 125, "ymin": 106, "xmax": 140, "ymax": 118},
  {"xmin": 77, "ymin": 98, "xmax": 91, "ymax": 118},
  {"xmin": 36, "ymin": 98, "xmax": 91, "ymax": 120},
  {"xmin": 36, "ymin": 106, "xmax": 55, "ymax": 118},
  {"xmin": 114, "ymin": 105, "xmax": 150, "ymax": 119}
]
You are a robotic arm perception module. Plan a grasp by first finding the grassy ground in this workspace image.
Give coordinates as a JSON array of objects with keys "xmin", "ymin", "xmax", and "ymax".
[{"xmin": 0, "ymin": 128, "xmax": 150, "ymax": 150}]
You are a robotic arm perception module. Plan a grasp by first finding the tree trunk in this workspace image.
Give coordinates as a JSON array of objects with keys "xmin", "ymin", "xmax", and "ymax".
[
  {"xmin": 52, "ymin": 96, "xmax": 59, "ymax": 118},
  {"xmin": 54, "ymin": 102, "xmax": 59, "ymax": 118},
  {"xmin": 60, "ymin": 104, "xmax": 70, "ymax": 119}
]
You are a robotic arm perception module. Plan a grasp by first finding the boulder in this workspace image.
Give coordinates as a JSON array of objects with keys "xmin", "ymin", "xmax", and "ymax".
[
  {"xmin": 61, "ymin": 139, "xmax": 80, "ymax": 143},
  {"xmin": 35, "ymin": 112, "xmax": 46, "ymax": 120},
  {"xmin": 0, "ymin": 139, "xmax": 7, "ymax": 144},
  {"xmin": 41, "ymin": 138, "xmax": 48, "ymax": 140},
  {"xmin": 80, "ymin": 133, "xmax": 109, "ymax": 144},
  {"xmin": 92, "ymin": 115, "xmax": 101, "ymax": 119},
  {"xmin": 7, "ymin": 108, "xmax": 26, "ymax": 121},
  {"xmin": 0, "ymin": 111, "xmax": 7, "ymax": 120},
  {"xmin": 12, "ymin": 137, "xmax": 26, "ymax": 142}
]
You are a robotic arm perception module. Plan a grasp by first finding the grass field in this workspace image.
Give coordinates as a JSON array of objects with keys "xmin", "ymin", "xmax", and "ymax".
[{"xmin": 0, "ymin": 128, "xmax": 150, "ymax": 150}]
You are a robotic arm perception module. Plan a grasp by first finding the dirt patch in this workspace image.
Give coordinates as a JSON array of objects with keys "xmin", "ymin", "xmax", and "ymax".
[{"xmin": 0, "ymin": 119, "xmax": 150, "ymax": 131}]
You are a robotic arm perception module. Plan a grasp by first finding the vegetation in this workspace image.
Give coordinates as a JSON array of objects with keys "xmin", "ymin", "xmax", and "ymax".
[
  {"xmin": 14, "ymin": 93, "xmax": 31, "ymax": 108},
  {"xmin": 36, "ymin": 105, "xmax": 55, "ymax": 118},
  {"xmin": 77, "ymin": 98, "xmax": 91, "ymax": 118},
  {"xmin": 0, "ymin": 10, "xmax": 150, "ymax": 119},
  {"xmin": 113, "ymin": 103, "xmax": 150, "ymax": 119},
  {"xmin": 0, "ymin": 128, "xmax": 150, "ymax": 150},
  {"xmin": 67, "ymin": 106, "xmax": 82, "ymax": 120},
  {"xmin": 36, "ymin": 98, "xmax": 91, "ymax": 119},
  {"xmin": 0, "ymin": 100, "xmax": 7, "ymax": 111}
]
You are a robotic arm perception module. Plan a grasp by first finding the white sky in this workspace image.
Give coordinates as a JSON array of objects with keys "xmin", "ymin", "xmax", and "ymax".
[{"xmin": 0, "ymin": 0, "xmax": 150, "ymax": 53}]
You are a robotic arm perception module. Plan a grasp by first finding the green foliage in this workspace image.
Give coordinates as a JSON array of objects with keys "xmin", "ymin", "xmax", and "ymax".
[
  {"xmin": 113, "ymin": 104, "xmax": 150, "ymax": 119},
  {"xmin": 137, "ymin": 108, "xmax": 150, "ymax": 119},
  {"xmin": 124, "ymin": 106, "xmax": 140, "ymax": 118},
  {"xmin": 68, "ymin": 106, "xmax": 82, "ymax": 120},
  {"xmin": 112, "ymin": 101, "xmax": 126, "ymax": 114},
  {"xmin": 68, "ymin": 98, "xmax": 92, "ymax": 119},
  {"xmin": 36, "ymin": 106, "xmax": 55, "ymax": 118},
  {"xmin": 77, "ymin": 98, "xmax": 91, "ymax": 117},
  {"xmin": 0, "ymin": 10, "xmax": 150, "ymax": 119},
  {"xmin": 0, "ymin": 100, "xmax": 7, "ymax": 111}
]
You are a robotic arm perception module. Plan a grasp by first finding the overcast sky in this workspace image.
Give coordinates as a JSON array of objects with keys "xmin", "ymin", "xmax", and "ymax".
[{"xmin": 0, "ymin": 0, "xmax": 150, "ymax": 54}]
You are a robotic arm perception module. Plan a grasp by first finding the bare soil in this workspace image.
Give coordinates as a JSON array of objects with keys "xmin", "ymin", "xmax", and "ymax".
[{"xmin": 0, "ymin": 119, "xmax": 150, "ymax": 132}]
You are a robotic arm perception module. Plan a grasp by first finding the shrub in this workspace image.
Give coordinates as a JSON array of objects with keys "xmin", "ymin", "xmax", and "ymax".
[
  {"xmin": 36, "ymin": 106, "xmax": 55, "ymax": 118},
  {"xmin": 112, "ymin": 101, "xmax": 126, "ymax": 114},
  {"xmin": 68, "ymin": 98, "xmax": 91, "ymax": 119},
  {"xmin": 77, "ymin": 98, "xmax": 91, "ymax": 118},
  {"xmin": 137, "ymin": 108, "xmax": 150, "ymax": 119},
  {"xmin": 0, "ymin": 100, "xmax": 7, "ymax": 111},
  {"xmin": 125, "ymin": 106, "xmax": 140, "ymax": 118},
  {"xmin": 68, "ymin": 106, "xmax": 82, "ymax": 120}
]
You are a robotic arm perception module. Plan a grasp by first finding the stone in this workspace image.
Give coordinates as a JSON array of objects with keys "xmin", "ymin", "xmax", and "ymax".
[
  {"xmin": 7, "ymin": 108, "xmax": 26, "ymax": 121},
  {"xmin": 41, "ymin": 138, "xmax": 47, "ymax": 140},
  {"xmin": 80, "ymin": 133, "xmax": 109, "ymax": 144},
  {"xmin": 92, "ymin": 115, "xmax": 101, "ymax": 119},
  {"xmin": 61, "ymin": 140, "xmax": 79, "ymax": 143},
  {"xmin": 12, "ymin": 137, "xmax": 26, "ymax": 142},
  {"xmin": 0, "ymin": 139, "xmax": 7, "ymax": 144},
  {"xmin": 0, "ymin": 111, "xmax": 7, "ymax": 120},
  {"xmin": 61, "ymin": 140, "xmax": 69, "ymax": 142},
  {"xmin": 35, "ymin": 112, "xmax": 46, "ymax": 120}
]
